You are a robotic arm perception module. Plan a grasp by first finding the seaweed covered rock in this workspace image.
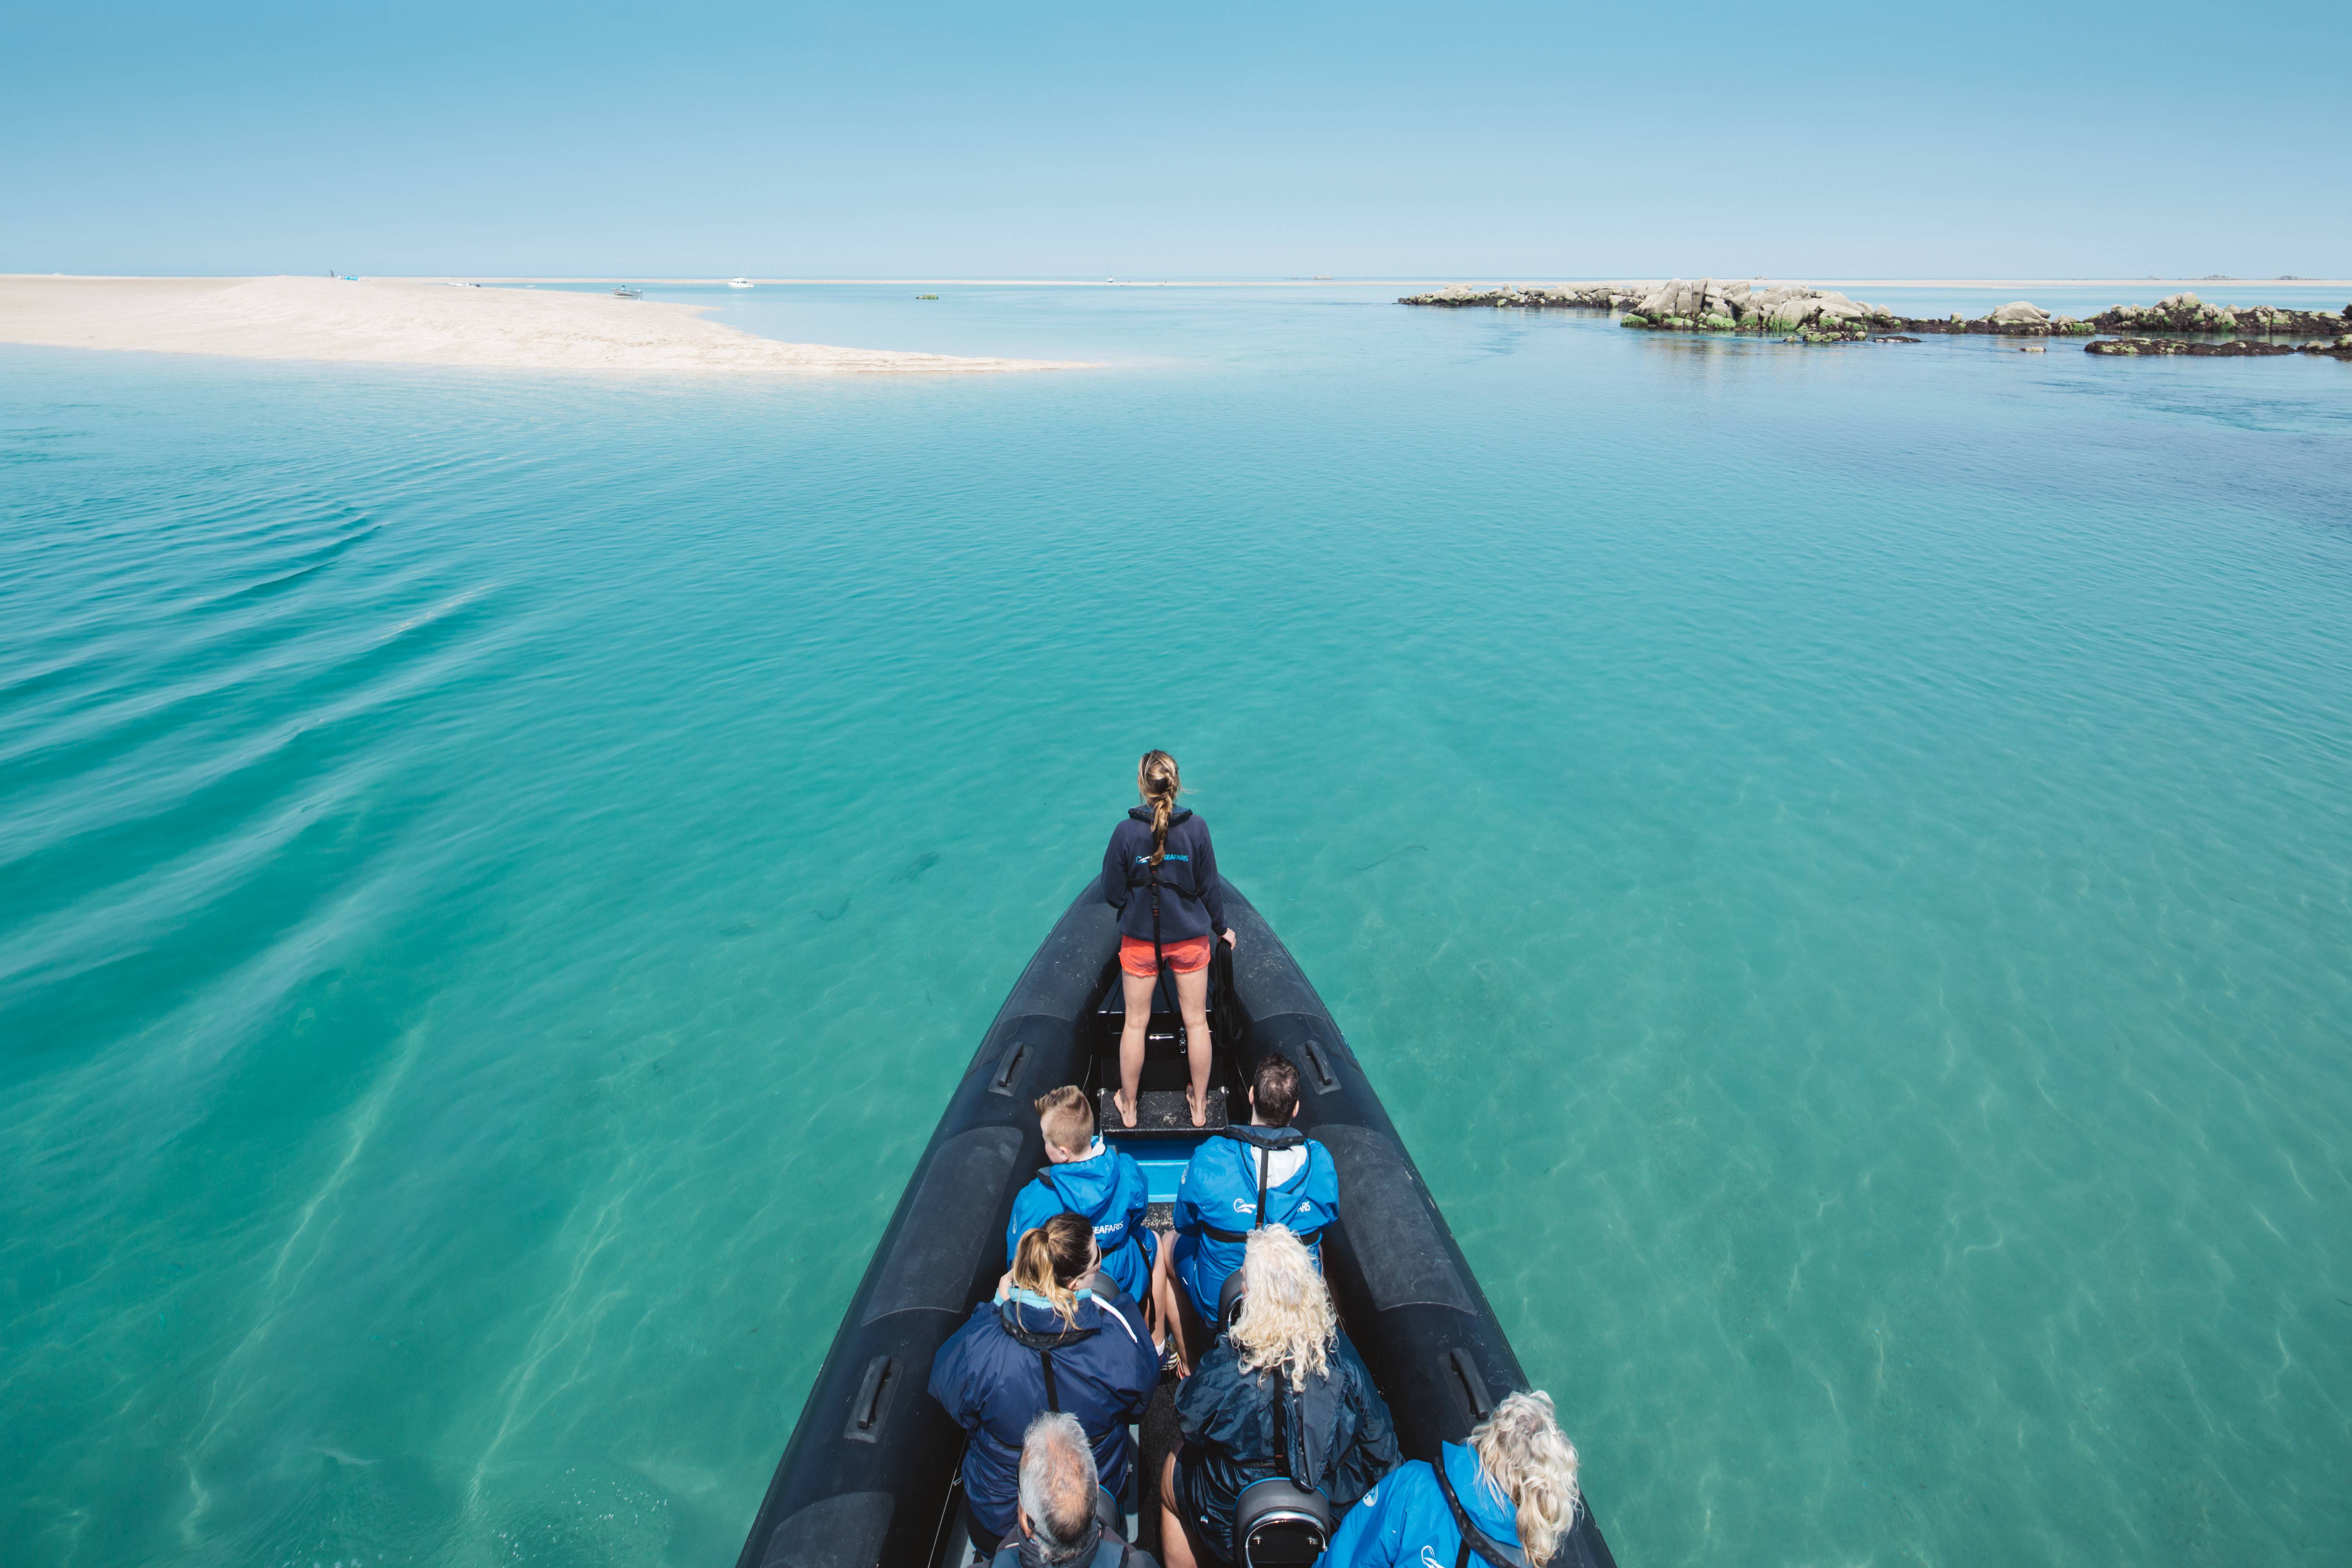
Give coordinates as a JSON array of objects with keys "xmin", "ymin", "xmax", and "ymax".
[
  {"xmin": 2088, "ymin": 293, "xmax": 2352, "ymax": 337},
  {"xmin": 2083, "ymin": 337, "xmax": 2299, "ymax": 357}
]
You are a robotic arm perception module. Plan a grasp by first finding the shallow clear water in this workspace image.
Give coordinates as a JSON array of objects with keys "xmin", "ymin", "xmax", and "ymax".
[{"xmin": 4, "ymin": 288, "xmax": 2350, "ymax": 1568}]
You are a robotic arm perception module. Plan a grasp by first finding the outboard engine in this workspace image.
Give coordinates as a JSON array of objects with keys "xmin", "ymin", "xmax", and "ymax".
[{"xmin": 1230, "ymin": 1476, "xmax": 1332, "ymax": 1567}]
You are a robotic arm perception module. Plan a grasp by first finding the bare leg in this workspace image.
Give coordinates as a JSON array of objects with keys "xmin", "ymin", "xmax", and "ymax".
[
  {"xmin": 1176, "ymin": 967, "xmax": 1212, "ymax": 1126},
  {"xmin": 1158, "ymin": 1453, "xmax": 1197, "ymax": 1568},
  {"xmin": 1153, "ymin": 1234, "xmax": 1191, "ymax": 1375},
  {"xmin": 1116, "ymin": 969, "xmax": 1155, "ymax": 1127}
]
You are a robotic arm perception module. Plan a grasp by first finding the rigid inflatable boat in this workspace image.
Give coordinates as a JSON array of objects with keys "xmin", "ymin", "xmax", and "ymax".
[{"xmin": 736, "ymin": 880, "xmax": 1618, "ymax": 1568}]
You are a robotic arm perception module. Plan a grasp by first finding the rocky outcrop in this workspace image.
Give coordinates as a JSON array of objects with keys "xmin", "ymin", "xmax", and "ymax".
[
  {"xmin": 1396, "ymin": 284, "xmax": 1638, "ymax": 309},
  {"xmin": 1619, "ymin": 278, "xmax": 1907, "ymax": 333},
  {"xmin": 1399, "ymin": 281, "xmax": 2352, "ymax": 357},
  {"xmin": 2087, "ymin": 292, "xmax": 2352, "ymax": 337},
  {"xmin": 2084, "ymin": 337, "xmax": 2299, "ymax": 356}
]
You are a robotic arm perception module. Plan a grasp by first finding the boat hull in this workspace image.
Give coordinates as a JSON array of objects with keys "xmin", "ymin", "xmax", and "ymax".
[{"xmin": 735, "ymin": 880, "xmax": 1616, "ymax": 1568}]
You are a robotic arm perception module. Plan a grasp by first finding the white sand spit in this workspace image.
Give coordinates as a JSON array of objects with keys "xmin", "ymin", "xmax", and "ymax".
[{"xmin": 0, "ymin": 276, "xmax": 1084, "ymax": 374}]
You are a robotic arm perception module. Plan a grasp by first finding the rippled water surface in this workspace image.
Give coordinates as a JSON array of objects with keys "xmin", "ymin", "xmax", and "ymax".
[{"xmin": 4, "ymin": 286, "xmax": 2350, "ymax": 1568}]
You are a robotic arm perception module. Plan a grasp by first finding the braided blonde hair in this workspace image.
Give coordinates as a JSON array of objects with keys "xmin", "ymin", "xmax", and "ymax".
[{"xmin": 1137, "ymin": 751, "xmax": 1181, "ymax": 866}]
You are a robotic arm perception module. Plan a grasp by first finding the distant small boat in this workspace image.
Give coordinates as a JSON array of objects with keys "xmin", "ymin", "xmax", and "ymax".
[
  {"xmin": 613, "ymin": 285, "xmax": 643, "ymax": 298},
  {"xmin": 728, "ymin": 278, "xmax": 755, "ymax": 289},
  {"xmin": 916, "ymin": 294, "xmax": 938, "ymax": 300}
]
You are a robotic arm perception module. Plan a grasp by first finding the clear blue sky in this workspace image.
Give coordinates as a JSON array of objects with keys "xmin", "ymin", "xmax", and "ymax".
[{"xmin": 5, "ymin": 0, "xmax": 2346, "ymax": 279}]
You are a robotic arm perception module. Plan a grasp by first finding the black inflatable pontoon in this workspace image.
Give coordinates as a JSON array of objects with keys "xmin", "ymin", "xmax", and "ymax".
[{"xmin": 735, "ymin": 880, "xmax": 1617, "ymax": 1568}]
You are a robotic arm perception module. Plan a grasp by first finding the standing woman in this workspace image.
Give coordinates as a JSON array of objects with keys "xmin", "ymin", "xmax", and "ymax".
[{"xmin": 1103, "ymin": 751, "xmax": 1236, "ymax": 1128}]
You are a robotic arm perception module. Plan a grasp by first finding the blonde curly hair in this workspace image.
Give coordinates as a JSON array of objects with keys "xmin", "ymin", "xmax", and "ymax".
[
  {"xmin": 1228, "ymin": 1226, "xmax": 1334, "ymax": 1392},
  {"xmin": 1469, "ymin": 1389, "xmax": 1581, "ymax": 1563}
]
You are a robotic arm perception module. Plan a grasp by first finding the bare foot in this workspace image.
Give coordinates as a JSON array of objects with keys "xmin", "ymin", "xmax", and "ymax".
[
  {"xmin": 1115, "ymin": 1090, "xmax": 1139, "ymax": 1129},
  {"xmin": 1188, "ymin": 1087, "xmax": 1207, "ymax": 1128}
]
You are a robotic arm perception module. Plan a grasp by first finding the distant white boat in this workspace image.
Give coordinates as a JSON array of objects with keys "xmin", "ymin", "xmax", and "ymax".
[
  {"xmin": 728, "ymin": 277, "xmax": 755, "ymax": 290},
  {"xmin": 613, "ymin": 285, "xmax": 643, "ymax": 298}
]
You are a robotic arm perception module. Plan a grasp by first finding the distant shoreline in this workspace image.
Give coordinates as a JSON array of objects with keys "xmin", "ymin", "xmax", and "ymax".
[{"xmin": 12, "ymin": 274, "xmax": 2347, "ymax": 290}]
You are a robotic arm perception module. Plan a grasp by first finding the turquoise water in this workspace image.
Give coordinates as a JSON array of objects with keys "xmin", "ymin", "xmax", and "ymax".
[{"xmin": 4, "ymin": 287, "xmax": 2350, "ymax": 1568}]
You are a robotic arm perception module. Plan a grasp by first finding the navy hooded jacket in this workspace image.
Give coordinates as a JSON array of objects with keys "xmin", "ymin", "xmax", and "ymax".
[
  {"xmin": 1005, "ymin": 1138, "xmax": 1159, "ymax": 1304},
  {"xmin": 928, "ymin": 1285, "xmax": 1161, "ymax": 1539},
  {"xmin": 1102, "ymin": 808, "xmax": 1228, "ymax": 946},
  {"xmin": 1171, "ymin": 1332, "xmax": 1397, "ymax": 1551},
  {"xmin": 1171, "ymin": 1126, "xmax": 1340, "ymax": 1325},
  {"xmin": 1317, "ymin": 1442, "xmax": 1540, "ymax": 1568}
]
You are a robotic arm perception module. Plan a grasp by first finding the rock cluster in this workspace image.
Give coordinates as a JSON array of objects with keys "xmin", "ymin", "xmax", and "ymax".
[
  {"xmin": 2086, "ymin": 333, "xmax": 2352, "ymax": 359},
  {"xmin": 1396, "ymin": 284, "xmax": 1636, "ymax": 309},
  {"xmin": 2086, "ymin": 292, "xmax": 2352, "ymax": 337},
  {"xmin": 1396, "ymin": 281, "xmax": 2352, "ymax": 358},
  {"xmin": 1899, "ymin": 305, "xmax": 2093, "ymax": 337},
  {"xmin": 2084, "ymin": 337, "xmax": 2297, "ymax": 357},
  {"xmin": 1619, "ymin": 278, "xmax": 1904, "ymax": 336}
]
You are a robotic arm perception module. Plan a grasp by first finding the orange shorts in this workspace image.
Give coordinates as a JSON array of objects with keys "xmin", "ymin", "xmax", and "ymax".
[{"xmin": 1121, "ymin": 935, "xmax": 1212, "ymax": 978}]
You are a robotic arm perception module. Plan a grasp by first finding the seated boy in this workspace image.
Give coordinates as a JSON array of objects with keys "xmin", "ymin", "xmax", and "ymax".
[
  {"xmin": 1005, "ymin": 1085, "xmax": 1158, "ymax": 1308},
  {"xmin": 1162, "ymin": 1054, "xmax": 1339, "ymax": 1350}
]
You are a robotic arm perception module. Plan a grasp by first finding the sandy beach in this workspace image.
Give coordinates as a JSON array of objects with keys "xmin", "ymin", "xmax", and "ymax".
[{"xmin": 0, "ymin": 276, "xmax": 1083, "ymax": 374}]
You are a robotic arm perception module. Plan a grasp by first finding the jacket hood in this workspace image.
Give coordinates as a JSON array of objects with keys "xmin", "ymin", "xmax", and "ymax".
[
  {"xmin": 1038, "ymin": 1142, "xmax": 1121, "ymax": 1207},
  {"xmin": 999, "ymin": 1295, "xmax": 1090, "ymax": 1337},
  {"xmin": 1443, "ymin": 1441, "xmax": 1522, "ymax": 1548},
  {"xmin": 1126, "ymin": 806, "xmax": 1195, "ymax": 826},
  {"xmin": 996, "ymin": 1290, "xmax": 1146, "ymax": 1350}
]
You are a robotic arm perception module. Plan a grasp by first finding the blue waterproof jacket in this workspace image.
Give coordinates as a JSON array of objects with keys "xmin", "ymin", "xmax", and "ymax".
[
  {"xmin": 928, "ymin": 1285, "xmax": 1161, "ymax": 1539},
  {"xmin": 1171, "ymin": 1126, "xmax": 1340, "ymax": 1324},
  {"xmin": 1005, "ymin": 1138, "xmax": 1159, "ymax": 1303},
  {"xmin": 1171, "ymin": 1332, "xmax": 1397, "ymax": 1552},
  {"xmin": 1317, "ymin": 1443, "xmax": 1531, "ymax": 1568},
  {"xmin": 1102, "ymin": 808, "xmax": 1228, "ymax": 946}
]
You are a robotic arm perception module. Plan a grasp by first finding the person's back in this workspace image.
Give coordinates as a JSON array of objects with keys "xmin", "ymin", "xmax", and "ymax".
[
  {"xmin": 1157, "ymin": 1228, "xmax": 1396, "ymax": 1568},
  {"xmin": 1008, "ymin": 1085, "xmax": 1158, "ymax": 1307},
  {"xmin": 1174, "ymin": 1327, "xmax": 1391, "ymax": 1538},
  {"xmin": 931, "ymin": 1216, "xmax": 1163, "ymax": 1553},
  {"xmin": 1102, "ymin": 751, "xmax": 1236, "ymax": 1129},
  {"xmin": 1318, "ymin": 1390, "xmax": 1583, "ymax": 1568},
  {"xmin": 1169, "ymin": 1055, "xmax": 1338, "ymax": 1329}
]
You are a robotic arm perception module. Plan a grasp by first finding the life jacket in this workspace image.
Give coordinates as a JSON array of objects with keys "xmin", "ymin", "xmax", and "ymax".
[
  {"xmin": 995, "ymin": 1294, "xmax": 1102, "ymax": 1416},
  {"xmin": 1435, "ymin": 1452, "xmax": 1559, "ymax": 1568},
  {"xmin": 1197, "ymin": 1125, "xmax": 1327, "ymax": 1247}
]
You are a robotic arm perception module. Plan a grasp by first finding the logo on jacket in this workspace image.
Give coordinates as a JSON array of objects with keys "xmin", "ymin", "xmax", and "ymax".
[
  {"xmin": 1231, "ymin": 1198, "xmax": 1255, "ymax": 1215},
  {"xmin": 1418, "ymin": 1549, "xmax": 1443, "ymax": 1568}
]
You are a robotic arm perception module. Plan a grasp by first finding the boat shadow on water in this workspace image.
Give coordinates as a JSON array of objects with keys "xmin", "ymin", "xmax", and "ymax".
[{"xmin": 735, "ymin": 880, "xmax": 1619, "ymax": 1568}]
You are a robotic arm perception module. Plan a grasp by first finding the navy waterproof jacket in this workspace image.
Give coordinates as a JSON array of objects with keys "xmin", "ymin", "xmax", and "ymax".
[
  {"xmin": 1005, "ymin": 1138, "xmax": 1159, "ymax": 1304},
  {"xmin": 990, "ymin": 1521, "xmax": 1161, "ymax": 1568},
  {"xmin": 1102, "ymin": 808, "xmax": 1228, "ymax": 946},
  {"xmin": 1171, "ymin": 1128, "xmax": 1340, "ymax": 1325},
  {"xmin": 1316, "ymin": 1442, "xmax": 1535, "ymax": 1568},
  {"xmin": 928, "ymin": 1285, "xmax": 1161, "ymax": 1539},
  {"xmin": 1172, "ymin": 1332, "xmax": 1397, "ymax": 1552}
]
